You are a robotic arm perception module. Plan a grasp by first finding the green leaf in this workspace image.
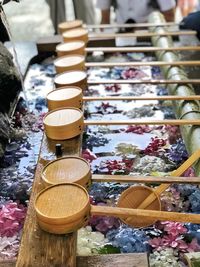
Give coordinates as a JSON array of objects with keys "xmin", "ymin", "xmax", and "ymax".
[{"xmin": 97, "ymin": 244, "xmax": 120, "ymax": 254}]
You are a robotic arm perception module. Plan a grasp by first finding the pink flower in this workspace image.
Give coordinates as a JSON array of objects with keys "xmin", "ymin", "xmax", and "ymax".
[
  {"xmin": 187, "ymin": 239, "xmax": 200, "ymax": 252},
  {"xmin": 82, "ymin": 149, "xmax": 97, "ymax": 163},
  {"xmin": 161, "ymin": 221, "xmax": 187, "ymax": 236},
  {"xmin": 124, "ymin": 125, "xmax": 152, "ymax": 134},
  {"xmin": 0, "ymin": 202, "xmax": 27, "ymax": 237},
  {"xmin": 149, "ymin": 237, "xmax": 164, "ymax": 251},
  {"xmin": 105, "ymin": 84, "xmax": 121, "ymax": 92},
  {"xmin": 182, "ymin": 167, "xmax": 195, "ymax": 177}
]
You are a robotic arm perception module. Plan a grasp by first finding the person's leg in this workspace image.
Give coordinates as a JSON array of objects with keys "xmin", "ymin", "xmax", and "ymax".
[
  {"xmin": 73, "ymin": 0, "xmax": 95, "ymax": 24},
  {"xmin": 57, "ymin": 0, "xmax": 66, "ymax": 24},
  {"xmin": 46, "ymin": 0, "xmax": 66, "ymax": 33},
  {"xmin": 188, "ymin": 0, "xmax": 198, "ymax": 13}
]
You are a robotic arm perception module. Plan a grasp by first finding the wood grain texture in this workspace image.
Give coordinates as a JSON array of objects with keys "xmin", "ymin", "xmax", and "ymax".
[
  {"xmin": 117, "ymin": 186, "xmax": 161, "ymax": 228},
  {"xmin": 184, "ymin": 252, "xmax": 200, "ymax": 267},
  {"xmin": 86, "ymin": 46, "xmax": 200, "ymax": 53},
  {"xmin": 138, "ymin": 149, "xmax": 200, "ymax": 210},
  {"xmin": 87, "ymin": 79, "xmax": 200, "ymax": 85},
  {"xmin": 0, "ymin": 260, "xmax": 16, "ymax": 267},
  {"xmin": 84, "ymin": 95, "xmax": 200, "ymax": 101},
  {"xmin": 86, "ymin": 22, "xmax": 178, "ymax": 29},
  {"xmin": 4, "ymin": 253, "xmax": 149, "ymax": 267},
  {"xmin": 84, "ymin": 119, "xmax": 200, "ymax": 126},
  {"xmin": 58, "ymin": 20, "xmax": 83, "ymax": 34},
  {"xmin": 44, "ymin": 108, "xmax": 84, "ymax": 140},
  {"xmin": 92, "ymin": 174, "xmax": 200, "ymax": 184},
  {"xmin": 86, "ymin": 61, "xmax": 200, "ymax": 68},
  {"xmin": 16, "ymin": 134, "xmax": 81, "ymax": 267},
  {"xmin": 77, "ymin": 254, "xmax": 149, "ymax": 267},
  {"xmin": 41, "ymin": 157, "xmax": 90, "ymax": 187},
  {"xmin": 91, "ymin": 205, "xmax": 200, "ymax": 224},
  {"xmin": 89, "ymin": 31, "xmax": 196, "ymax": 39}
]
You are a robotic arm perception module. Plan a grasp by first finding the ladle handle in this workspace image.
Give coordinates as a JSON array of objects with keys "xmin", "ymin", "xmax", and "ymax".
[
  {"xmin": 92, "ymin": 174, "xmax": 200, "ymax": 184},
  {"xmin": 84, "ymin": 119, "xmax": 200, "ymax": 126},
  {"xmin": 86, "ymin": 61, "xmax": 200, "ymax": 68},
  {"xmin": 89, "ymin": 31, "xmax": 196, "ymax": 39},
  {"xmin": 83, "ymin": 95, "xmax": 200, "ymax": 101},
  {"xmin": 86, "ymin": 46, "xmax": 200, "ymax": 53},
  {"xmin": 86, "ymin": 22, "xmax": 178, "ymax": 29},
  {"xmin": 91, "ymin": 205, "xmax": 200, "ymax": 224},
  {"xmin": 87, "ymin": 79, "xmax": 200, "ymax": 85},
  {"xmin": 138, "ymin": 148, "xmax": 200, "ymax": 210}
]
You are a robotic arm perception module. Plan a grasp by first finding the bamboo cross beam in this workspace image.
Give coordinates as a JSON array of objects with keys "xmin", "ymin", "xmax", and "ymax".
[
  {"xmin": 92, "ymin": 174, "xmax": 200, "ymax": 184},
  {"xmin": 85, "ymin": 22, "xmax": 179, "ymax": 29},
  {"xmin": 86, "ymin": 46, "xmax": 200, "ymax": 53},
  {"xmin": 89, "ymin": 30, "xmax": 196, "ymax": 39},
  {"xmin": 86, "ymin": 61, "xmax": 200, "ymax": 68},
  {"xmin": 87, "ymin": 79, "xmax": 200, "ymax": 85},
  {"xmin": 84, "ymin": 119, "xmax": 200, "ymax": 126},
  {"xmin": 91, "ymin": 205, "xmax": 200, "ymax": 224},
  {"xmin": 83, "ymin": 95, "xmax": 200, "ymax": 101}
]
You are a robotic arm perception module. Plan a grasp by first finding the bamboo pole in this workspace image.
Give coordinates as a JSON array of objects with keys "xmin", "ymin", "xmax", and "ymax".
[
  {"xmin": 87, "ymin": 79, "xmax": 200, "ymax": 85},
  {"xmin": 86, "ymin": 61, "xmax": 200, "ymax": 68},
  {"xmin": 149, "ymin": 12, "xmax": 200, "ymax": 177},
  {"xmin": 89, "ymin": 31, "xmax": 196, "ymax": 39},
  {"xmin": 91, "ymin": 205, "xmax": 200, "ymax": 224},
  {"xmin": 85, "ymin": 22, "xmax": 178, "ymax": 29},
  {"xmin": 92, "ymin": 174, "xmax": 200, "ymax": 184},
  {"xmin": 84, "ymin": 119, "xmax": 200, "ymax": 126},
  {"xmin": 83, "ymin": 95, "xmax": 200, "ymax": 101},
  {"xmin": 86, "ymin": 46, "xmax": 200, "ymax": 53}
]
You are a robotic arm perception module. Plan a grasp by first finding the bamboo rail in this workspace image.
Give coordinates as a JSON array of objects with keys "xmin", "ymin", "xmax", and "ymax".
[
  {"xmin": 86, "ymin": 61, "xmax": 200, "ymax": 68},
  {"xmin": 86, "ymin": 46, "xmax": 200, "ymax": 53},
  {"xmin": 83, "ymin": 95, "xmax": 200, "ymax": 101},
  {"xmin": 92, "ymin": 174, "xmax": 200, "ymax": 184},
  {"xmin": 149, "ymin": 12, "xmax": 200, "ymax": 176},
  {"xmin": 84, "ymin": 119, "xmax": 200, "ymax": 126},
  {"xmin": 89, "ymin": 31, "xmax": 196, "ymax": 39},
  {"xmin": 85, "ymin": 22, "xmax": 178, "ymax": 29},
  {"xmin": 87, "ymin": 79, "xmax": 200, "ymax": 85},
  {"xmin": 91, "ymin": 205, "xmax": 200, "ymax": 224}
]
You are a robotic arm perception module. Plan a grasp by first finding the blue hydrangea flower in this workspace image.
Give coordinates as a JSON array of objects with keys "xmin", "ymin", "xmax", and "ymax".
[{"xmin": 106, "ymin": 225, "xmax": 149, "ymax": 253}]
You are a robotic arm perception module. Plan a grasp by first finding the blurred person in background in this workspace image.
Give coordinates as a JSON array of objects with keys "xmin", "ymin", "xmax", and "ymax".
[
  {"xmin": 96, "ymin": 0, "xmax": 176, "ymax": 24},
  {"xmin": 46, "ymin": 0, "xmax": 66, "ymax": 33},
  {"xmin": 0, "ymin": 0, "xmax": 19, "ymax": 42},
  {"xmin": 180, "ymin": 10, "xmax": 200, "ymax": 39},
  {"xmin": 46, "ymin": 0, "xmax": 95, "ymax": 33},
  {"xmin": 177, "ymin": 0, "xmax": 198, "ymax": 17},
  {"xmin": 73, "ymin": 0, "xmax": 95, "ymax": 24}
]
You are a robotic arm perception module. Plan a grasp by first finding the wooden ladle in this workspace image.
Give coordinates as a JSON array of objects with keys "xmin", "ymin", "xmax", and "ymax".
[
  {"xmin": 54, "ymin": 54, "xmax": 200, "ymax": 74},
  {"xmin": 40, "ymin": 149, "xmax": 200, "ymax": 228},
  {"xmin": 35, "ymin": 182, "xmax": 200, "ymax": 234},
  {"xmin": 61, "ymin": 28, "xmax": 196, "ymax": 44},
  {"xmin": 53, "ymin": 70, "xmax": 200, "ymax": 89},
  {"xmin": 43, "ymin": 107, "xmax": 200, "ymax": 140},
  {"xmin": 46, "ymin": 86, "xmax": 200, "ymax": 111},
  {"xmin": 55, "ymin": 41, "xmax": 200, "ymax": 59}
]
